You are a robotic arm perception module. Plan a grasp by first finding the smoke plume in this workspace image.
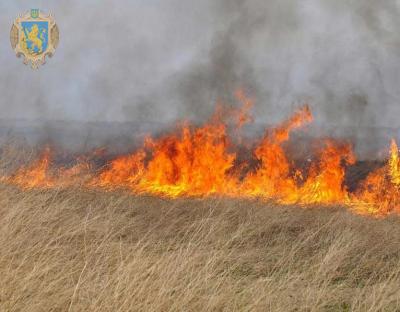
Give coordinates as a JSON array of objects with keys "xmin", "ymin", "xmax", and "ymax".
[{"xmin": 1, "ymin": 0, "xmax": 400, "ymax": 155}]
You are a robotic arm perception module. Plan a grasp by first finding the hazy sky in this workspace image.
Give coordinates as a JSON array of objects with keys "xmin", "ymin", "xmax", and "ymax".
[{"xmin": 1, "ymin": 1, "xmax": 400, "ymax": 128}]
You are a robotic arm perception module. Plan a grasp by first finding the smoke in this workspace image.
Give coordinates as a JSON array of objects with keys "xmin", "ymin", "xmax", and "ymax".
[{"xmin": 1, "ymin": 0, "xmax": 400, "ymax": 155}]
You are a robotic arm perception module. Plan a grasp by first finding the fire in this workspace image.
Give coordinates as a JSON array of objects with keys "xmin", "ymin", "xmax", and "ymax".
[
  {"xmin": 240, "ymin": 105, "xmax": 312, "ymax": 200},
  {"xmin": 139, "ymin": 122, "xmax": 237, "ymax": 197},
  {"xmin": 354, "ymin": 139, "xmax": 400, "ymax": 215},
  {"xmin": 4, "ymin": 147, "xmax": 94, "ymax": 189},
  {"xmin": 95, "ymin": 151, "xmax": 145, "ymax": 189},
  {"xmin": 389, "ymin": 139, "xmax": 400, "ymax": 186},
  {"xmin": 98, "ymin": 115, "xmax": 238, "ymax": 197},
  {"xmin": 6, "ymin": 146, "xmax": 55, "ymax": 189},
  {"xmin": 2, "ymin": 92, "xmax": 400, "ymax": 216},
  {"xmin": 295, "ymin": 141, "xmax": 355, "ymax": 204},
  {"xmin": 234, "ymin": 89, "xmax": 254, "ymax": 129}
]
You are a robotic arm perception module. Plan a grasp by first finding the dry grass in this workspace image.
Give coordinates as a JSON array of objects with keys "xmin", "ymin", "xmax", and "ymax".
[{"xmin": 1, "ymin": 185, "xmax": 400, "ymax": 311}]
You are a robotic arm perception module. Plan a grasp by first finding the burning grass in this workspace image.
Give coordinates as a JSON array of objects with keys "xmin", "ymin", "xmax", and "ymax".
[
  {"xmin": 2, "ymin": 93, "xmax": 400, "ymax": 309},
  {"xmin": 1, "ymin": 185, "xmax": 400, "ymax": 311},
  {"xmin": 1, "ymin": 92, "xmax": 400, "ymax": 215}
]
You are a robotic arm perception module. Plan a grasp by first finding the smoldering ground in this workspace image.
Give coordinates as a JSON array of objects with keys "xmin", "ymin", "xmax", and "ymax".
[{"xmin": 0, "ymin": 0, "xmax": 400, "ymax": 157}]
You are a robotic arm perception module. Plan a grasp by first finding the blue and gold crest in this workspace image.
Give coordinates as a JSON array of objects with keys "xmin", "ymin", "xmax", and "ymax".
[{"xmin": 10, "ymin": 9, "xmax": 59, "ymax": 69}]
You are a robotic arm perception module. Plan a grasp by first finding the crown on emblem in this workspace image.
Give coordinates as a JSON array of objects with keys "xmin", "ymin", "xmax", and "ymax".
[{"xmin": 30, "ymin": 9, "xmax": 39, "ymax": 19}]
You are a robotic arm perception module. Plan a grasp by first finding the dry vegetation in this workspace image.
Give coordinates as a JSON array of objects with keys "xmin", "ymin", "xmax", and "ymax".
[{"xmin": 1, "ymin": 185, "xmax": 400, "ymax": 311}]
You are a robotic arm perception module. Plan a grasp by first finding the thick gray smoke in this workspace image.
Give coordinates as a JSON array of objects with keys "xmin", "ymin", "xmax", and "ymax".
[{"xmin": 1, "ymin": 0, "xmax": 400, "ymax": 155}]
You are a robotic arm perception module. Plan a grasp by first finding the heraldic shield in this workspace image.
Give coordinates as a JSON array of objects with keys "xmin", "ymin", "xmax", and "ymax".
[{"xmin": 10, "ymin": 9, "xmax": 59, "ymax": 69}]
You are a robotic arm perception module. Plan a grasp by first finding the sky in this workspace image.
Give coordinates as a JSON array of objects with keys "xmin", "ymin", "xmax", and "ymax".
[{"xmin": 1, "ymin": 0, "xmax": 400, "ymax": 130}]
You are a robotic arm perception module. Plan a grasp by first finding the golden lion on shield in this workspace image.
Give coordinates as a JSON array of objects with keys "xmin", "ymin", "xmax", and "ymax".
[{"xmin": 21, "ymin": 24, "xmax": 46, "ymax": 55}]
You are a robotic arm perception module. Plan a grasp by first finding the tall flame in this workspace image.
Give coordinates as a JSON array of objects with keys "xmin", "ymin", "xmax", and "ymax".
[
  {"xmin": 240, "ymin": 105, "xmax": 312, "ymax": 199},
  {"xmin": 138, "ymin": 120, "xmax": 237, "ymax": 197},
  {"xmin": 389, "ymin": 139, "xmax": 400, "ymax": 186},
  {"xmin": 355, "ymin": 139, "xmax": 400, "ymax": 215},
  {"xmin": 2, "ymin": 93, "xmax": 400, "ymax": 216}
]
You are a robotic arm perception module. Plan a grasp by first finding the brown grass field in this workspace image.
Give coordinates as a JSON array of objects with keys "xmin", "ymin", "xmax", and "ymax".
[{"xmin": 1, "ymin": 184, "xmax": 400, "ymax": 311}]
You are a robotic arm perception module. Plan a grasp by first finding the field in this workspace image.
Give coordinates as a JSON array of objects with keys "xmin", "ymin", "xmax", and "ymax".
[{"xmin": 1, "ymin": 185, "xmax": 400, "ymax": 311}]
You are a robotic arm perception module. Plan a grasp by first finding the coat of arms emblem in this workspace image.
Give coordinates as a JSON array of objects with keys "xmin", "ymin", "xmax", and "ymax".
[{"xmin": 10, "ymin": 9, "xmax": 59, "ymax": 69}]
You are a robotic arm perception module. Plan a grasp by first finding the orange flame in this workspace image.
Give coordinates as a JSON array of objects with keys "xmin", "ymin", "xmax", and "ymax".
[
  {"xmin": 7, "ymin": 146, "xmax": 55, "ymax": 189},
  {"xmin": 355, "ymin": 139, "xmax": 400, "ymax": 215},
  {"xmin": 389, "ymin": 139, "xmax": 400, "ymax": 186},
  {"xmin": 240, "ymin": 105, "xmax": 312, "ymax": 199},
  {"xmin": 95, "ymin": 151, "xmax": 145, "ymax": 189},
  {"xmin": 234, "ymin": 89, "xmax": 254, "ymax": 129},
  {"xmin": 295, "ymin": 141, "xmax": 355, "ymax": 204},
  {"xmin": 3, "ymin": 93, "xmax": 400, "ymax": 216},
  {"xmin": 137, "ymin": 119, "xmax": 238, "ymax": 197}
]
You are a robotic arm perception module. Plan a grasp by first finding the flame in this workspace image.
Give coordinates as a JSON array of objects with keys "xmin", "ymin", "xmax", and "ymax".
[
  {"xmin": 6, "ymin": 146, "xmax": 55, "ymax": 189},
  {"xmin": 3, "ymin": 93, "xmax": 400, "ymax": 216},
  {"xmin": 294, "ymin": 141, "xmax": 355, "ymax": 204},
  {"xmin": 240, "ymin": 105, "xmax": 312, "ymax": 199},
  {"xmin": 5, "ymin": 147, "xmax": 94, "ymax": 189},
  {"xmin": 234, "ymin": 89, "xmax": 254, "ymax": 129},
  {"xmin": 355, "ymin": 139, "xmax": 400, "ymax": 215},
  {"xmin": 95, "ymin": 151, "xmax": 145, "ymax": 189},
  {"xmin": 389, "ymin": 139, "xmax": 400, "ymax": 186},
  {"xmin": 138, "ymin": 119, "xmax": 238, "ymax": 197}
]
